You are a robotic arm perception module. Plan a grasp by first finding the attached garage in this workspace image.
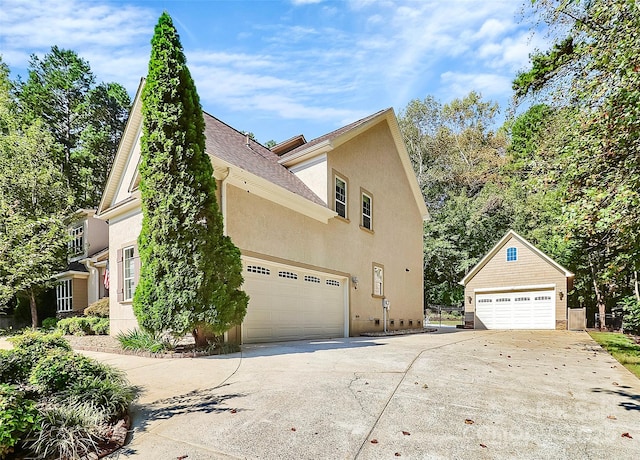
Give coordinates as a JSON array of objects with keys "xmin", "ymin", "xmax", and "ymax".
[
  {"xmin": 461, "ymin": 230, "xmax": 575, "ymax": 330},
  {"xmin": 241, "ymin": 258, "xmax": 348, "ymax": 343}
]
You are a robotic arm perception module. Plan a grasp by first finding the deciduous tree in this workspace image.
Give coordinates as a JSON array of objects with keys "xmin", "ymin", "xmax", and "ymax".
[{"xmin": 0, "ymin": 59, "xmax": 72, "ymax": 327}]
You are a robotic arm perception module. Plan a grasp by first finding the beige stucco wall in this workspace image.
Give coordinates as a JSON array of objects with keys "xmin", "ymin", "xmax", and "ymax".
[
  {"xmin": 226, "ymin": 120, "xmax": 424, "ymax": 336},
  {"xmin": 464, "ymin": 235, "xmax": 569, "ymax": 329},
  {"xmin": 72, "ymin": 278, "xmax": 88, "ymax": 313},
  {"xmin": 85, "ymin": 215, "xmax": 109, "ymax": 255},
  {"xmin": 108, "ymin": 210, "xmax": 142, "ymax": 335},
  {"xmin": 106, "ymin": 119, "xmax": 424, "ymax": 338}
]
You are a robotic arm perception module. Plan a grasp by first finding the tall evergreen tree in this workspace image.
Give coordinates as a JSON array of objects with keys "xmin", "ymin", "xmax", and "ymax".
[{"xmin": 133, "ymin": 12, "xmax": 248, "ymax": 346}]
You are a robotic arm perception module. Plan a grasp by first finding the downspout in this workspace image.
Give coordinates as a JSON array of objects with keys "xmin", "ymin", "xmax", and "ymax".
[
  {"xmin": 82, "ymin": 257, "xmax": 99, "ymax": 306},
  {"xmin": 214, "ymin": 167, "xmax": 230, "ymax": 236}
]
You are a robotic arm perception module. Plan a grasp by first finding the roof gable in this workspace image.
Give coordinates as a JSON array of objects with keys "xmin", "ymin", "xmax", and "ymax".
[
  {"xmin": 460, "ymin": 230, "xmax": 574, "ymax": 285},
  {"xmin": 279, "ymin": 108, "xmax": 429, "ymax": 220},
  {"xmin": 97, "ymin": 79, "xmax": 328, "ymax": 221}
]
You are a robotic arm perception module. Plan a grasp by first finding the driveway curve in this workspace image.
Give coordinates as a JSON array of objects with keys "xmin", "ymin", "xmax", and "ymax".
[{"xmin": 78, "ymin": 330, "xmax": 640, "ymax": 459}]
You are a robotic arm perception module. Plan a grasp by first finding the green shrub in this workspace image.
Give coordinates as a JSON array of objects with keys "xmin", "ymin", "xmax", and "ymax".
[
  {"xmin": 29, "ymin": 349, "xmax": 124, "ymax": 395},
  {"xmin": 41, "ymin": 317, "xmax": 58, "ymax": 330},
  {"xmin": 57, "ymin": 316, "xmax": 93, "ymax": 336},
  {"xmin": 0, "ymin": 384, "xmax": 40, "ymax": 459},
  {"xmin": 92, "ymin": 318, "xmax": 109, "ymax": 335},
  {"xmin": 0, "ymin": 349, "xmax": 31, "ymax": 384},
  {"xmin": 2, "ymin": 332, "xmax": 72, "ymax": 385},
  {"xmin": 57, "ymin": 316, "xmax": 109, "ymax": 336},
  {"xmin": 117, "ymin": 329, "xmax": 175, "ymax": 353},
  {"xmin": 8, "ymin": 329, "xmax": 71, "ymax": 354},
  {"xmin": 29, "ymin": 401, "xmax": 106, "ymax": 460},
  {"xmin": 84, "ymin": 298, "xmax": 109, "ymax": 318},
  {"xmin": 621, "ymin": 296, "xmax": 640, "ymax": 334}
]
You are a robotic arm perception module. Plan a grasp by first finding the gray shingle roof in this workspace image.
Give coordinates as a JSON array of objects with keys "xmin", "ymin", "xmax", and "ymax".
[
  {"xmin": 203, "ymin": 112, "xmax": 325, "ymax": 206},
  {"xmin": 278, "ymin": 109, "xmax": 389, "ymax": 162}
]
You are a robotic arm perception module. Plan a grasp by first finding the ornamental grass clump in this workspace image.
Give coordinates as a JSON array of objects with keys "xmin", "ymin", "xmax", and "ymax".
[
  {"xmin": 0, "ymin": 331, "xmax": 137, "ymax": 458},
  {"xmin": 117, "ymin": 329, "xmax": 175, "ymax": 353}
]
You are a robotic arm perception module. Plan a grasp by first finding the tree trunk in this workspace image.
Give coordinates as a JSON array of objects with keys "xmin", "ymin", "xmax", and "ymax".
[
  {"xmin": 588, "ymin": 256, "xmax": 606, "ymax": 330},
  {"xmin": 634, "ymin": 271, "xmax": 640, "ymax": 302},
  {"xmin": 29, "ymin": 288, "xmax": 38, "ymax": 329},
  {"xmin": 192, "ymin": 324, "xmax": 212, "ymax": 348}
]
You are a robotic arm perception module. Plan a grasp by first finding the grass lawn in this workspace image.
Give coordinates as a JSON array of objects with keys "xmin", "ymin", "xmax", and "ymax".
[{"xmin": 589, "ymin": 331, "xmax": 640, "ymax": 379}]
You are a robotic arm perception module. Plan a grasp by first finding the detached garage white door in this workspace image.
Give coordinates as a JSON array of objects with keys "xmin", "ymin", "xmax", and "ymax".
[
  {"xmin": 241, "ymin": 259, "xmax": 347, "ymax": 343},
  {"xmin": 475, "ymin": 290, "xmax": 555, "ymax": 329}
]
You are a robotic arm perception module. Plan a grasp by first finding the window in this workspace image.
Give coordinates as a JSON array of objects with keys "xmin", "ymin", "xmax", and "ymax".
[
  {"xmin": 335, "ymin": 176, "xmax": 347, "ymax": 218},
  {"xmin": 247, "ymin": 265, "xmax": 270, "ymax": 275},
  {"xmin": 506, "ymin": 247, "xmax": 517, "ymax": 262},
  {"xmin": 515, "ymin": 297, "xmax": 530, "ymax": 302},
  {"xmin": 69, "ymin": 224, "xmax": 84, "ymax": 257},
  {"xmin": 535, "ymin": 295, "xmax": 552, "ymax": 301},
  {"xmin": 56, "ymin": 279, "xmax": 73, "ymax": 312},
  {"xmin": 361, "ymin": 192, "xmax": 372, "ymax": 230},
  {"xmin": 304, "ymin": 275, "xmax": 320, "ymax": 283},
  {"xmin": 478, "ymin": 299, "xmax": 492, "ymax": 303},
  {"xmin": 123, "ymin": 246, "xmax": 136, "ymax": 301},
  {"xmin": 372, "ymin": 263, "xmax": 384, "ymax": 297},
  {"xmin": 278, "ymin": 271, "xmax": 298, "ymax": 280},
  {"xmin": 326, "ymin": 279, "xmax": 340, "ymax": 287}
]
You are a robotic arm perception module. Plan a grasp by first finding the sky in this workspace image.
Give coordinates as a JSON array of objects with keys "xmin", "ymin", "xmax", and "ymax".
[{"xmin": 0, "ymin": 0, "xmax": 547, "ymax": 145}]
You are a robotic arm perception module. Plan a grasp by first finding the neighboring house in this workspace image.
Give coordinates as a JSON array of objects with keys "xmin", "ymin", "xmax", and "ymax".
[
  {"xmin": 460, "ymin": 230, "xmax": 575, "ymax": 330},
  {"xmin": 54, "ymin": 209, "xmax": 110, "ymax": 316},
  {"xmin": 97, "ymin": 80, "xmax": 428, "ymax": 343}
]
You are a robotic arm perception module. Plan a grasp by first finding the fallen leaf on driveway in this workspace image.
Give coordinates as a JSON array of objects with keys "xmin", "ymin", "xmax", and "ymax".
[
  {"xmin": 622, "ymin": 432, "xmax": 633, "ymax": 439},
  {"xmin": 465, "ymin": 419, "xmax": 475, "ymax": 425},
  {"xmin": 607, "ymin": 415, "xmax": 617, "ymax": 420},
  {"xmin": 291, "ymin": 427, "xmax": 296, "ymax": 431},
  {"xmin": 480, "ymin": 444, "xmax": 487, "ymax": 448},
  {"xmin": 422, "ymin": 384, "xmax": 428, "ymax": 389},
  {"xmin": 230, "ymin": 409, "xmax": 237, "ymax": 414},
  {"xmin": 370, "ymin": 439, "xmax": 379, "ymax": 444},
  {"xmin": 402, "ymin": 431, "xmax": 411, "ymax": 436},
  {"xmin": 395, "ymin": 453, "xmax": 401, "ymax": 457},
  {"xmin": 612, "ymin": 382, "xmax": 619, "ymax": 386},
  {"xmin": 177, "ymin": 456, "xmax": 188, "ymax": 460}
]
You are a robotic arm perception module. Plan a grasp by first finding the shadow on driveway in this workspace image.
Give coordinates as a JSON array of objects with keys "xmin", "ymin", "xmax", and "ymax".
[
  {"xmin": 592, "ymin": 386, "xmax": 640, "ymax": 411},
  {"xmin": 233, "ymin": 337, "xmax": 385, "ymax": 358}
]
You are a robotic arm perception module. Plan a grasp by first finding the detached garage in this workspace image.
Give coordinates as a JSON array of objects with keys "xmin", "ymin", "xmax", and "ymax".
[{"xmin": 461, "ymin": 230, "xmax": 574, "ymax": 330}]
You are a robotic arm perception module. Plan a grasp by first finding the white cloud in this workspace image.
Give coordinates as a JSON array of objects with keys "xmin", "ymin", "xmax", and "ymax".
[
  {"xmin": 440, "ymin": 71, "xmax": 512, "ymax": 99},
  {"xmin": 0, "ymin": 0, "xmax": 545, "ymax": 139}
]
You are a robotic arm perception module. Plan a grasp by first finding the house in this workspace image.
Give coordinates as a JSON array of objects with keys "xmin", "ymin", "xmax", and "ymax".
[
  {"xmin": 97, "ymin": 81, "xmax": 428, "ymax": 343},
  {"xmin": 460, "ymin": 230, "xmax": 575, "ymax": 330},
  {"xmin": 53, "ymin": 209, "xmax": 110, "ymax": 316}
]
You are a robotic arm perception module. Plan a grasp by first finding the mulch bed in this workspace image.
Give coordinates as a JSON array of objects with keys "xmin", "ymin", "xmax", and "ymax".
[
  {"xmin": 360, "ymin": 328, "xmax": 437, "ymax": 337},
  {"xmin": 64, "ymin": 335, "xmax": 230, "ymax": 358}
]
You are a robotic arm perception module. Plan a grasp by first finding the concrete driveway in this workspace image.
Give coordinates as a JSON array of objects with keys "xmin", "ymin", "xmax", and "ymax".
[{"xmin": 79, "ymin": 330, "xmax": 640, "ymax": 459}]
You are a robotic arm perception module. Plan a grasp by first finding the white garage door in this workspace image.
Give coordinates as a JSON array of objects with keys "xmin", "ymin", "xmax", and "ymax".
[
  {"xmin": 475, "ymin": 290, "xmax": 555, "ymax": 329},
  {"xmin": 241, "ymin": 259, "xmax": 347, "ymax": 343}
]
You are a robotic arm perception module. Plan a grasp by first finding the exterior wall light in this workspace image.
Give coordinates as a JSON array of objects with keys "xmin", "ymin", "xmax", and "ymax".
[{"xmin": 351, "ymin": 276, "xmax": 359, "ymax": 289}]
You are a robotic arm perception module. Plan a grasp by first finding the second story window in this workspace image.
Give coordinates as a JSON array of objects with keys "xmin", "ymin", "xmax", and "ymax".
[
  {"xmin": 69, "ymin": 224, "xmax": 84, "ymax": 257},
  {"xmin": 361, "ymin": 192, "xmax": 372, "ymax": 230},
  {"xmin": 335, "ymin": 176, "xmax": 347, "ymax": 219},
  {"xmin": 506, "ymin": 247, "xmax": 518, "ymax": 262}
]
